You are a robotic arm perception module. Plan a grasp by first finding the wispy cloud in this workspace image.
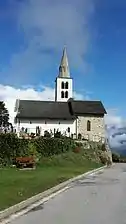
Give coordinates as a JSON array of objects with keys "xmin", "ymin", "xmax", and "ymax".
[{"xmin": 2, "ymin": 0, "xmax": 94, "ymax": 84}]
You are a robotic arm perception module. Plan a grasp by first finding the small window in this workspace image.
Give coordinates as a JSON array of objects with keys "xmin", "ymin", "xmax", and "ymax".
[
  {"xmin": 61, "ymin": 91, "xmax": 64, "ymax": 98},
  {"xmin": 87, "ymin": 120, "xmax": 91, "ymax": 131},
  {"xmin": 65, "ymin": 91, "xmax": 68, "ymax": 98},
  {"xmin": 65, "ymin": 82, "xmax": 68, "ymax": 89},
  {"xmin": 59, "ymin": 122, "xmax": 60, "ymax": 125},
  {"xmin": 45, "ymin": 121, "xmax": 47, "ymax": 124},
  {"xmin": 61, "ymin": 81, "xmax": 64, "ymax": 89},
  {"xmin": 30, "ymin": 121, "xmax": 32, "ymax": 124}
]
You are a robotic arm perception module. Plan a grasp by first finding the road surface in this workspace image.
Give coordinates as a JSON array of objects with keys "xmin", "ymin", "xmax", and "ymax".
[{"xmin": 10, "ymin": 164, "xmax": 126, "ymax": 224}]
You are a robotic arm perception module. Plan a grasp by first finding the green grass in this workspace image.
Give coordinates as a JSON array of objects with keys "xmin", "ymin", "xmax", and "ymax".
[{"xmin": 0, "ymin": 151, "xmax": 102, "ymax": 211}]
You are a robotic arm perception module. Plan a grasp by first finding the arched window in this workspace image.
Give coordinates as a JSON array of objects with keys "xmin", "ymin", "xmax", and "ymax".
[
  {"xmin": 65, "ymin": 82, "xmax": 68, "ymax": 89},
  {"xmin": 65, "ymin": 91, "xmax": 68, "ymax": 98},
  {"xmin": 61, "ymin": 91, "xmax": 64, "ymax": 98},
  {"xmin": 61, "ymin": 81, "xmax": 64, "ymax": 89},
  {"xmin": 87, "ymin": 120, "xmax": 91, "ymax": 131}
]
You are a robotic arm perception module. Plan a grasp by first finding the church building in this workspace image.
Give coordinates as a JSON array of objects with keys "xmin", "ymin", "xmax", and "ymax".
[{"xmin": 14, "ymin": 48, "xmax": 107, "ymax": 142}]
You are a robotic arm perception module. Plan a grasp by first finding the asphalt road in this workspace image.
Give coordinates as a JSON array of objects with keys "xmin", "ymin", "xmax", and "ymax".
[{"xmin": 10, "ymin": 164, "xmax": 126, "ymax": 224}]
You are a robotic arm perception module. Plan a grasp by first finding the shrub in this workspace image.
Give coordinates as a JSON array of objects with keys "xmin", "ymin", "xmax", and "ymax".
[
  {"xmin": 44, "ymin": 131, "xmax": 51, "ymax": 138},
  {"xmin": 119, "ymin": 157, "xmax": 126, "ymax": 163},
  {"xmin": 0, "ymin": 133, "xmax": 109, "ymax": 166},
  {"xmin": 33, "ymin": 137, "xmax": 75, "ymax": 156},
  {"xmin": 112, "ymin": 152, "xmax": 120, "ymax": 162},
  {"xmin": 28, "ymin": 142, "xmax": 41, "ymax": 163},
  {"xmin": 0, "ymin": 133, "xmax": 30, "ymax": 165},
  {"xmin": 54, "ymin": 130, "xmax": 61, "ymax": 138},
  {"xmin": 0, "ymin": 134, "xmax": 75, "ymax": 165}
]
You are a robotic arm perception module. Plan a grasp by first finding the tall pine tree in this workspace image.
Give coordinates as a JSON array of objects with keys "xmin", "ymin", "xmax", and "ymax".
[{"xmin": 0, "ymin": 101, "xmax": 9, "ymax": 127}]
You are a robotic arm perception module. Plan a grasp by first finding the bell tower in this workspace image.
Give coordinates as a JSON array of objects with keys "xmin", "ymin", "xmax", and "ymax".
[{"xmin": 55, "ymin": 47, "xmax": 73, "ymax": 102}]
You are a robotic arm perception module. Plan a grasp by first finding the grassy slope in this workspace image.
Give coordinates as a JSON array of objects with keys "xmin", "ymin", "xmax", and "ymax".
[{"xmin": 0, "ymin": 151, "xmax": 102, "ymax": 211}]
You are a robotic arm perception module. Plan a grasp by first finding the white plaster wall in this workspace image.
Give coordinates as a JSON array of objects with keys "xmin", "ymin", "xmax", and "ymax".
[
  {"xmin": 77, "ymin": 116, "xmax": 105, "ymax": 142},
  {"xmin": 16, "ymin": 119, "xmax": 76, "ymax": 137},
  {"xmin": 55, "ymin": 77, "xmax": 73, "ymax": 102}
]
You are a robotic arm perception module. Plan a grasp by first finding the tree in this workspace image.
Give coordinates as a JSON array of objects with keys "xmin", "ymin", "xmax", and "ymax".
[
  {"xmin": 0, "ymin": 101, "xmax": 9, "ymax": 127},
  {"xmin": 112, "ymin": 152, "xmax": 120, "ymax": 163}
]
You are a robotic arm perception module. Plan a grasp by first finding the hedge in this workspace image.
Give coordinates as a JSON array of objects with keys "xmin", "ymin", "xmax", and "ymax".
[{"xmin": 0, "ymin": 133, "xmax": 75, "ymax": 166}]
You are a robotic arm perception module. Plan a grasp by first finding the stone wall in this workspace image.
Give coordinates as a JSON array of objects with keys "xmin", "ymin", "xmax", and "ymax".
[{"xmin": 77, "ymin": 115, "xmax": 105, "ymax": 142}]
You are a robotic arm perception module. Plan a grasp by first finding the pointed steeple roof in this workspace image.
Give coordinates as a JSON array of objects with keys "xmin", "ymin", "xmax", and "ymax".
[{"xmin": 58, "ymin": 47, "xmax": 70, "ymax": 78}]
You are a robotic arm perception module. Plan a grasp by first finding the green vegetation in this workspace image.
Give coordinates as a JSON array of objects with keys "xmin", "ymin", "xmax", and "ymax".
[
  {"xmin": 112, "ymin": 152, "xmax": 126, "ymax": 163},
  {"xmin": 0, "ymin": 151, "xmax": 101, "ymax": 211},
  {"xmin": 112, "ymin": 152, "xmax": 120, "ymax": 162},
  {"xmin": 0, "ymin": 133, "xmax": 75, "ymax": 166},
  {"xmin": 0, "ymin": 101, "xmax": 9, "ymax": 127},
  {"xmin": 0, "ymin": 133, "xmax": 110, "ymax": 211}
]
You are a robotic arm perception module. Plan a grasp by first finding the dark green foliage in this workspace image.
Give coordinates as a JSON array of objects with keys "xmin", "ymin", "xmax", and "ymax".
[
  {"xmin": 112, "ymin": 152, "xmax": 120, "ymax": 162},
  {"xmin": 54, "ymin": 130, "xmax": 61, "ymax": 138},
  {"xmin": 0, "ymin": 133, "xmax": 108, "ymax": 167},
  {"xmin": 0, "ymin": 101, "xmax": 9, "ymax": 127},
  {"xmin": 33, "ymin": 137, "xmax": 75, "ymax": 156},
  {"xmin": 0, "ymin": 133, "xmax": 29, "ymax": 166},
  {"xmin": 44, "ymin": 131, "xmax": 51, "ymax": 138},
  {"xmin": 0, "ymin": 133, "xmax": 75, "ymax": 166}
]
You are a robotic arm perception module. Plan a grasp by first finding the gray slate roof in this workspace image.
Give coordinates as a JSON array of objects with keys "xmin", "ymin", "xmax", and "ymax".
[
  {"xmin": 16, "ymin": 100, "xmax": 75, "ymax": 120},
  {"xmin": 70, "ymin": 100, "xmax": 107, "ymax": 115},
  {"xmin": 16, "ymin": 99, "xmax": 106, "ymax": 120}
]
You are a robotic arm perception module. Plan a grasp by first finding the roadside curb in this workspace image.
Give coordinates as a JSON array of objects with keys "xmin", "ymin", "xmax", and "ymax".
[{"xmin": 0, "ymin": 165, "xmax": 107, "ymax": 223}]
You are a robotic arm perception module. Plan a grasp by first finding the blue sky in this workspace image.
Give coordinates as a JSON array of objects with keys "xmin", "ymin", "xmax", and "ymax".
[{"xmin": 0, "ymin": 0, "xmax": 126, "ymax": 149}]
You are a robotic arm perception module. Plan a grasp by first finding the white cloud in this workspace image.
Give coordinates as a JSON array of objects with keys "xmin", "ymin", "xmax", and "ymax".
[
  {"xmin": 105, "ymin": 109, "xmax": 126, "ymax": 149},
  {"xmin": 105, "ymin": 109, "xmax": 123, "ymax": 128},
  {"xmin": 0, "ymin": 84, "xmax": 86, "ymax": 123},
  {"xmin": 2, "ymin": 0, "xmax": 94, "ymax": 84}
]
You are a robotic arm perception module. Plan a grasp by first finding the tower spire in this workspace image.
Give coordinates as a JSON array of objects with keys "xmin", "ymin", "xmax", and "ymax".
[{"xmin": 58, "ymin": 47, "xmax": 70, "ymax": 78}]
